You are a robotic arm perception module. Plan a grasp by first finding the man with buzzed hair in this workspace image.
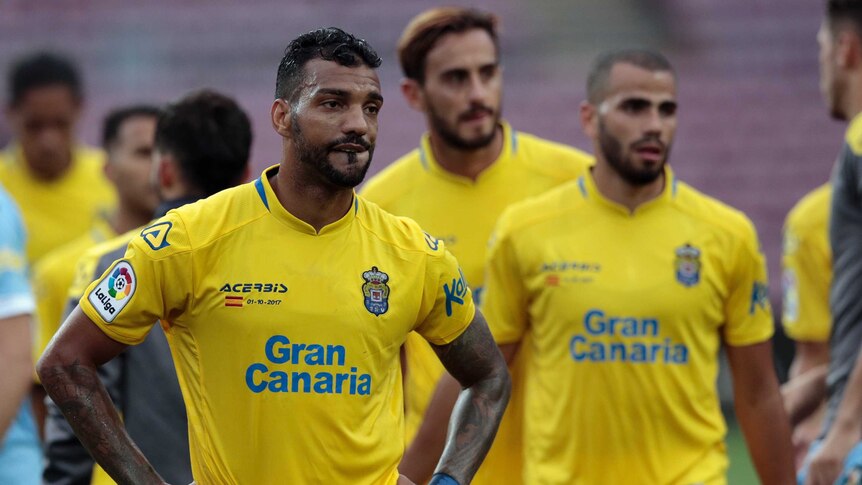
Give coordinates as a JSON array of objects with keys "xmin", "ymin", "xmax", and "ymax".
[
  {"xmin": 38, "ymin": 28, "xmax": 509, "ymax": 485},
  {"xmin": 426, "ymin": 48, "xmax": 795, "ymax": 484}
]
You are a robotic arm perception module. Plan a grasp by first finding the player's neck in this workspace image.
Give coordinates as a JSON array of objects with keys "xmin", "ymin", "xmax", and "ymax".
[
  {"xmin": 109, "ymin": 206, "xmax": 154, "ymax": 235},
  {"xmin": 844, "ymin": 83, "xmax": 862, "ymax": 122},
  {"xmin": 427, "ymin": 126, "xmax": 503, "ymax": 181},
  {"xmin": 591, "ymin": 162, "xmax": 665, "ymax": 213},
  {"xmin": 272, "ymin": 162, "xmax": 354, "ymax": 233}
]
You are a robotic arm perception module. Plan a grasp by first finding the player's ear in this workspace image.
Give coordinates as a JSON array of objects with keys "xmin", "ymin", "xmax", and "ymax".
[
  {"xmin": 400, "ymin": 78, "xmax": 425, "ymax": 112},
  {"xmin": 271, "ymin": 99, "xmax": 292, "ymax": 137},
  {"xmin": 836, "ymin": 29, "xmax": 860, "ymax": 68},
  {"xmin": 157, "ymin": 153, "xmax": 177, "ymax": 191},
  {"xmin": 580, "ymin": 101, "xmax": 598, "ymax": 139}
]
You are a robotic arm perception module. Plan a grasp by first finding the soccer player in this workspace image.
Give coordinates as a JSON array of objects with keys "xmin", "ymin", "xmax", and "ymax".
[
  {"xmin": 42, "ymin": 90, "xmax": 251, "ymax": 485},
  {"xmin": 0, "ymin": 187, "xmax": 38, "ymax": 485},
  {"xmin": 780, "ymin": 183, "xmax": 832, "ymax": 469},
  {"xmin": 478, "ymin": 49, "xmax": 794, "ymax": 483},
  {"xmin": 0, "ymin": 52, "xmax": 116, "ymax": 263},
  {"xmin": 801, "ymin": 2, "xmax": 862, "ymax": 484},
  {"xmin": 37, "ymin": 28, "xmax": 510, "ymax": 485},
  {"xmin": 360, "ymin": 8, "xmax": 592, "ymax": 483}
]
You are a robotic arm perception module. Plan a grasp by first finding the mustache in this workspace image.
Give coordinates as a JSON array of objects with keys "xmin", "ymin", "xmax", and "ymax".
[
  {"xmin": 459, "ymin": 105, "xmax": 494, "ymax": 121},
  {"xmin": 327, "ymin": 134, "xmax": 372, "ymax": 151},
  {"xmin": 631, "ymin": 135, "xmax": 666, "ymax": 151}
]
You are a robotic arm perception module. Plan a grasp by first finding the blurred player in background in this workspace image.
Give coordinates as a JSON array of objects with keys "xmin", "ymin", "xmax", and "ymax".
[
  {"xmin": 780, "ymin": 183, "xmax": 832, "ymax": 469},
  {"xmin": 37, "ymin": 28, "xmax": 510, "ymax": 485},
  {"xmin": 801, "ymin": 1, "xmax": 862, "ymax": 483},
  {"xmin": 30, "ymin": 105, "xmax": 161, "ymax": 436},
  {"xmin": 361, "ymin": 8, "xmax": 591, "ymax": 483},
  {"xmin": 42, "ymin": 90, "xmax": 251, "ymax": 485},
  {"xmin": 0, "ymin": 52, "xmax": 115, "ymax": 264},
  {"xmin": 438, "ymin": 48, "xmax": 793, "ymax": 484},
  {"xmin": 0, "ymin": 188, "xmax": 38, "ymax": 485}
]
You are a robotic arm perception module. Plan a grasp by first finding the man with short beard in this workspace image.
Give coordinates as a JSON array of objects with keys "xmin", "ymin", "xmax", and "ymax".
[
  {"xmin": 477, "ymin": 49, "xmax": 794, "ymax": 484},
  {"xmin": 36, "ymin": 28, "xmax": 509, "ymax": 485},
  {"xmin": 360, "ymin": 9, "xmax": 591, "ymax": 483}
]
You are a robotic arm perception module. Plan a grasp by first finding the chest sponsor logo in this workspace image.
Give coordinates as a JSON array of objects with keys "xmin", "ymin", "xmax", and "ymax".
[
  {"xmin": 675, "ymin": 243, "xmax": 701, "ymax": 287},
  {"xmin": 443, "ymin": 268, "xmax": 469, "ymax": 317},
  {"xmin": 540, "ymin": 260, "xmax": 601, "ymax": 285},
  {"xmin": 246, "ymin": 335, "xmax": 372, "ymax": 396},
  {"xmin": 362, "ymin": 266, "xmax": 390, "ymax": 316},
  {"xmin": 88, "ymin": 261, "xmax": 136, "ymax": 323},
  {"xmin": 569, "ymin": 309, "xmax": 689, "ymax": 364},
  {"xmin": 219, "ymin": 282, "xmax": 288, "ymax": 308},
  {"xmin": 140, "ymin": 221, "xmax": 172, "ymax": 251}
]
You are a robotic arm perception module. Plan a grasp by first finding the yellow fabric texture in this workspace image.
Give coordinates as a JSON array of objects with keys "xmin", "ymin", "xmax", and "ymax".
[
  {"xmin": 361, "ymin": 122, "xmax": 591, "ymax": 484},
  {"xmin": 0, "ymin": 144, "xmax": 115, "ymax": 263},
  {"xmin": 781, "ymin": 183, "xmax": 832, "ymax": 342},
  {"xmin": 483, "ymin": 168, "xmax": 774, "ymax": 484},
  {"xmin": 33, "ymin": 216, "xmax": 116, "ymax": 361},
  {"xmin": 79, "ymin": 165, "xmax": 475, "ymax": 485}
]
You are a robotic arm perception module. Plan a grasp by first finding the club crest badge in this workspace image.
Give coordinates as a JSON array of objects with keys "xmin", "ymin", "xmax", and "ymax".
[
  {"xmin": 675, "ymin": 244, "xmax": 701, "ymax": 287},
  {"xmin": 362, "ymin": 266, "xmax": 390, "ymax": 316}
]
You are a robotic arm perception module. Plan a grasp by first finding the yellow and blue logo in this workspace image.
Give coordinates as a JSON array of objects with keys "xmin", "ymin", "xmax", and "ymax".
[
  {"xmin": 362, "ymin": 266, "xmax": 390, "ymax": 316},
  {"xmin": 675, "ymin": 244, "xmax": 701, "ymax": 287}
]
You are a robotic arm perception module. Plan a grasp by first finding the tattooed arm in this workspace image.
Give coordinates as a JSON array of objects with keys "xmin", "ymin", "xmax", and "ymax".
[
  {"xmin": 36, "ymin": 306, "xmax": 167, "ymax": 485},
  {"xmin": 428, "ymin": 309, "xmax": 511, "ymax": 484}
]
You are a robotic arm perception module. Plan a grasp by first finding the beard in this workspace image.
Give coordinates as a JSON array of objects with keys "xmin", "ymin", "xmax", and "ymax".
[
  {"xmin": 598, "ymin": 119, "xmax": 668, "ymax": 186},
  {"xmin": 292, "ymin": 115, "xmax": 374, "ymax": 188},
  {"xmin": 427, "ymin": 101, "xmax": 500, "ymax": 151}
]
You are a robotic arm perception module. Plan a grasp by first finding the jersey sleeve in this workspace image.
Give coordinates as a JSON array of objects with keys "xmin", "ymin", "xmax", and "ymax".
[
  {"xmin": 781, "ymin": 215, "xmax": 831, "ymax": 342},
  {"xmin": 482, "ymin": 211, "xmax": 529, "ymax": 345},
  {"xmin": 79, "ymin": 214, "xmax": 192, "ymax": 345},
  {"xmin": 0, "ymin": 192, "xmax": 34, "ymax": 319},
  {"xmin": 413, "ymin": 236, "xmax": 476, "ymax": 346},
  {"xmin": 723, "ymin": 220, "xmax": 775, "ymax": 346}
]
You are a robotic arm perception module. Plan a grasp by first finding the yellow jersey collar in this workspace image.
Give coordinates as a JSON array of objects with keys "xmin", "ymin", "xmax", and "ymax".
[
  {"xmin": 254, "ymin": 164, "xmax": 358, "ymax": 236},
  {"xmin": 578, "ymin": 164, "xmax": 677, "ymax": 216},
  {"xmin": 417, "ymin": 120, "xmax": 517, "ymax": 185}
]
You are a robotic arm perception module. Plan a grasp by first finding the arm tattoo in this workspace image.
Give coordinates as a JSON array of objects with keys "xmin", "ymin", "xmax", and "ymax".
[
  {"xmin": 40, "ymin": 360, "xmax": 164, "ymax": 485},
  {"xmin": 431, "ymin": 311, "xmax": 511, "ymax": 484}
]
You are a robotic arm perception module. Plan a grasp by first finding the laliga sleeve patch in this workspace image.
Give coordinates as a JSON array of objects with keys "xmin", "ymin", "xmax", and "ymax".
[{"xmin": 87, "ymin": 261, "xmax": 136, "ymax": 322}]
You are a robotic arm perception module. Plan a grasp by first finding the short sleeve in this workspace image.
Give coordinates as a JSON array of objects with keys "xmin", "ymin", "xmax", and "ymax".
[
  {"xmin": 413, "ymin": 238, "xmax": 476, "ymax": 346},
  {"xmin": 781, "ymin": 216, "xmax": 831, "ymax": 342},
  {"xmin": 481, "ymin": 213, "xmax": 529, "ymax": 344},
  {"xmin": 723, "ymin": 221, "xmax": 775, "ymax": 346},
  {"xmin": 79, "ymin": 215, "xmax": 192, "ymax": 345},
  {"xmin": 0, "ymin": 191, "xmax": 34, "ymax": 319}
]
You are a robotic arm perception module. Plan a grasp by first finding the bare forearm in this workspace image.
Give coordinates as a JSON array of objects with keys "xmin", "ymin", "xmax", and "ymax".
[
  {"xmin": 783, "ymin": 364, "xmax": 829, "ymax": 426},
  {"xmin": 40, "ymin": 361, "xmax": 163, "ymax": 485},
  {"xmin": 400, "ymin": 373, "xmax": 459, "ymax": 483},
  {"xmin": 434, "ymin": 369, "xmax": 510, "ymax": 484},
  {"xmin": 0, "ymin": 314, "xmax": 34, "ymax": 437},
  {"xmin": 735, "ymin": 386, "xmax": 795, "ymax": 484}
]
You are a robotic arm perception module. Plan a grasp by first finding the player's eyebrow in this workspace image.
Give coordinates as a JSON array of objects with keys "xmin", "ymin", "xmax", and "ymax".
[{"xmin": 315, "ymin": 88, "xmax": 383, "ymax": 104}]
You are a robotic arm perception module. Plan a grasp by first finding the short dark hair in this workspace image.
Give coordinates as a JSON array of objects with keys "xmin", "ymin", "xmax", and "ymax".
[
  {"xmin": 154, "ymin": 89, "xmax": 252, "ymax": 197},
  {"xmin": 397, "ymin": 7, "xmax": 499, "ymax": 83},
  {"xmin": 827, "ymin": 0, "xmax": 862, "ymax": 34},
  {"xmin": 102, "ymin": 105, "xmax": 162, "ymax": 148},
  {"xmin": 587, "ymin": 49, "xmax": 675, "ymax": 104},
  {"xmin": 274, "ymin": 27, "xmax": 382, "ymax": 101},
  {"xmin": 8, "ymin": 51, "xmax": 82, "ymax": 107}
]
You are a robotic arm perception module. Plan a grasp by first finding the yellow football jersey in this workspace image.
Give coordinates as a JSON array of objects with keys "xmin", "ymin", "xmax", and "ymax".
[
  {"xmin": 483, "ymin": 167, "xmax": 773, "ymax": 485},
  {"xmin": 361, "ymin": 122, "xmax": 591, "ymax": 483},
  {"xmin": 781, "ymin": 184, "xmax": 832, "ymax": 342},
  {"xmin": 79, "ymin": 165, "xmax": 475, "ymax": 485},
  {"xmin": 33, "ymin": 216, "xmax": 116, "ymax": 361},
  {"xmin": 0, "ymin": 144, "xmax": 116, "ymax": 263}
]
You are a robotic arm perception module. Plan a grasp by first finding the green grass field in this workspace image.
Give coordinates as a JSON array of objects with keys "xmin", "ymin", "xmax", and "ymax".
[{"xmin": 726, "ymin": 418, "xmax": 758, "ymax": 484}]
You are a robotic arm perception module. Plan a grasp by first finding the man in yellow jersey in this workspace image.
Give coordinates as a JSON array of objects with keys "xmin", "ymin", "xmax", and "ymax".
[
  {"xmin": 42, "ymin": 90, "xmax": 252, "ymax": 485},
  {"xmin": 780, "ymin": 184, "xmax": 832, "ymax": 470},
  {"xmin": 361, "ymin": 8, "xmax": 592, "ymax": 484},
  {"xmin": 30, "ymin": 105, "xmax": 161, "ymax": 433},
  {"xmin": 478, "ymin": 49, "xmax": 795, "ymax": 484},
  {"xmin": 0, "ymin": 52, "xmax": 116, "ymax": 263},
  {"xmin": 801, "ymin": 2, "xmax": 862, "ymax": 484},
  {"xmin": 37, "ymin": 28, "xmax": 510, "ymax": 485}
]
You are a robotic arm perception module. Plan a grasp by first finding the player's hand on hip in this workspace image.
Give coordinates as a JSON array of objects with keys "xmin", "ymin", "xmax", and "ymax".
[
  {"xmin": 804, "ymin": 428, "xmax": 857, "ymax": 485},
  {"xmin": 397, "ymin": 474, "xmax": 417, "ymax": 485}
]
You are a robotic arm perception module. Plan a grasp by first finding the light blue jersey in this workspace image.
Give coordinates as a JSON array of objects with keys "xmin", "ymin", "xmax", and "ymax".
[{"xmin": 0, "ymin": 186, "xmax": 39, "ymax": 485}]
